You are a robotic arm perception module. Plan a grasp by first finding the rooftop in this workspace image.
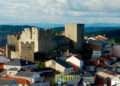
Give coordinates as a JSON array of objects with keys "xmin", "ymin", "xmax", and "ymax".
[
  {"xmin": 1, "ymin": 75, "xmax": 30, "ymax": 85},
  {"xmin": 66, "ymin": 55, "xmax": 81, "ymax": 68},
  {"xmin": 55, "ymin": 59, "xmax": 72, "ymax": 68},
  {"xmin": 111, "ymin": 61, "xmax": 120, "ymax": 67},
  {"xmin": 6, "ymin": 59, "xmax": 34, "ymax": 66},
  {"xmin": 0, "ymin": 56, "xmax": 10, "ymax": 63},
  {"xmin": 16, "ymin": 71, "xmax": 38, "ymax": 78},
  {"xmin": 96, "ymin": 70, "xmax": 118, "ymax": 79},
  {"xmin": 0, "ymin": 48, "xmax": 5, "ymax": 52},
  {"xmin": 82, "ymin": 76, "xmax": 94, "ymax": 83},
  {"xmin": 0, "ymin": 79, "xmax": 17, "ymax": 85}
]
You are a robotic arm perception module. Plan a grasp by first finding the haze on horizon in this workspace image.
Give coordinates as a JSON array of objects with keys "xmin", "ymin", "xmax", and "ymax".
[{"xmin": 0, "ymin": 0, "xmax": 120, "ymax": 25}]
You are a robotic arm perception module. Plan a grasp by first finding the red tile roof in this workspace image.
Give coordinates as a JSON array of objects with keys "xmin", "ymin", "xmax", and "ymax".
[
  {"xmin": 0, "ymin": 48, "xmax": 5, "ymax": 52},
  {"xmin": 0, "ymin": 63, "xmax": 4, "ymax": 70},
  {"xmin": 1, "ymin": 75, "xmax": 31, "ymax": 85}
]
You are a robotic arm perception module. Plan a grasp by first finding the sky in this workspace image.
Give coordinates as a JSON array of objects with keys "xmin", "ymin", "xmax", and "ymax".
[{"xmin": 0, "ymin": 0, "xmax": 120, "ymax": 25}]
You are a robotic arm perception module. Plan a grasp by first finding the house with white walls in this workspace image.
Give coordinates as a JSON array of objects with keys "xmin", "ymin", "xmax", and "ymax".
[{"xmin": 45, "ymin": 59, "xmax": 73, "ymax": 73}]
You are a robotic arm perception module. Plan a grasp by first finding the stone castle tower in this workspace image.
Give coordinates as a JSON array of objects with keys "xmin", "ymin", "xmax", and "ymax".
[{"xmin": 65, "ymin": 24, "xmax": 84, "ymax": 49}]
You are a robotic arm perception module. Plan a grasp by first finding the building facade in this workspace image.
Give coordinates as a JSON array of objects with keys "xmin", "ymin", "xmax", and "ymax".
[
  {"xmin": 6, "ymin": 27, "xmax": 56, "ymax": 62},
  {"xmin": 64, "ymin": 24, "xmax": 84, "ymax": 49}
]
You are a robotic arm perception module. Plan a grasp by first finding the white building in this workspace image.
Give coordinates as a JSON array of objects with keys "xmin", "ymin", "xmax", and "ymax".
[
  {"xmin": 95, "ymin": 71, "xmax": 120, "ymax": 86},
  {"xmin": 66, "ymin": 55, "xmax": 83, "ymax": 69},
  {"xmin": 45, "ymin": 59, "xmax": 73, "ymax": 73}
]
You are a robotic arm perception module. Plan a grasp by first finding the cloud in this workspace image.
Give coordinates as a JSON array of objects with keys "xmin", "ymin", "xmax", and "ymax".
[{"xmin": 0, "ymin": 0, "xmax": 120, "ymax": 24}]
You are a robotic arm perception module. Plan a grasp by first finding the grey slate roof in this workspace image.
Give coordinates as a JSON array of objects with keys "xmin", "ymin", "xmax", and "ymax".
[
  {"xmin": 0, "ymin": 56, "xmax": 10, "ymax": 63},
  {"xmin": 6, "ymin": 59, "xmax": 34, "ymax": 66},
  {"xmin": 83, "ymin": 76, "xmax": 94, "ymax": 83},
  {"xmin": 0, "ymin": 79, "xmax": 17, "ymax": 86},
  {"xmin": 16, "ymin": 71, "xmax": 37, "ymax": 78}
]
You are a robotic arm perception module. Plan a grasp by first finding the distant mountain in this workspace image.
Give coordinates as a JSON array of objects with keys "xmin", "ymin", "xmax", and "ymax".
[
  {"xmin": 86, "ymin": 27, "xmax": 120, "ymax": 38},
  {"xmin": 85, "ymin": 26, "xmax": 120, "ymax": 33},
  {"xmin": 0, "ymin": 25, "xmax": 32, "ymax": 32}
]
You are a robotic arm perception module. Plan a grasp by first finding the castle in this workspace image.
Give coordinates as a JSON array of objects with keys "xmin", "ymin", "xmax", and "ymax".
[{"xmin": 6, "ymin": 24, "xmax": 84, "ymax": 62}]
